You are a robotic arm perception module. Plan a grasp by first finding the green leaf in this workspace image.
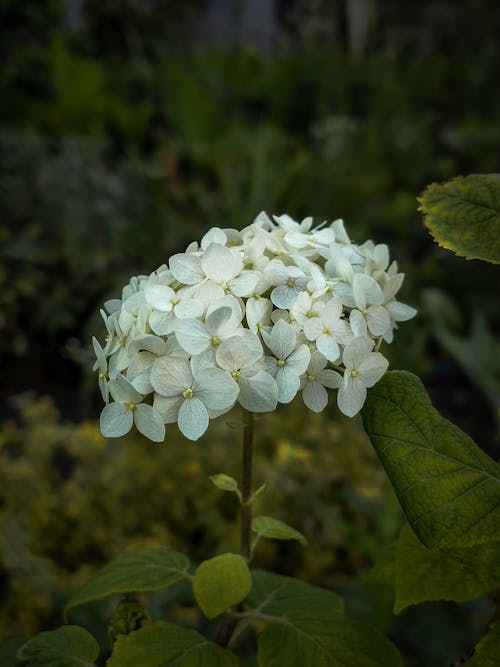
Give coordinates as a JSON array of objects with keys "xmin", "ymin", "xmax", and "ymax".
[
  {"xmin": 193, "ymin": 553, "xmax": 252, "ymax": 619},
  {"xmin": 467, "ymin": 622, "xmax": 500, "ymax": 667},
  {"xmin": 246, "ymin": 570, "xmax": 344, "ymax": 616},
  {"xmin": 249, "ymin": 482, "xmax": 269, "ymax": 504},
  {"xmin": 18, "ymin": 626, "xmax": 98, "ymax": 667},
  {"xmin": 246, "ymin": 571, "xmax": 402, "ymax": 667},
  {"xmin": 394, "ymin": 524, "xmax": 500, "ymax": 613},
  {"xmin": 209, "ymin": 474, "xmax": 239, "ymax": 492},
  {"xmin": 65, "ymin": 548, "xmax": 190, "ymax": 616},
  {"xmin": 107, "ymin": 621, "xmax": 237, "ymax": 666},
  {"xmin": 419, "ymin": 173, "xmax": 500, "ymax": 263},
  {"xmin": 251, "ymin": 516, "xmax": 307, "ymax": 546},
  {"xmin": 362, "ymin": 371, "xmax": 500, "ymax": 548}
]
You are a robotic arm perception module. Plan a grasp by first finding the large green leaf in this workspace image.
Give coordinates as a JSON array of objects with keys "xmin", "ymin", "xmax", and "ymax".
[
  {"xmin": 362, "ymin": 371, "xmax": 500, "ymax": 548},
  {"xmin": 193, "ymin": 553, "xmax": 252, "ymax": 619},
  {"xmin": 18, "ymin": 626, "xmax": 98, "ymax": 667},
  {"xmin": 107, "ymin": 621, "xmax": 237, "ymax": 666},
  {"xmin": 419, "ymin": 174, "xmax": 500, "ymax": 263},
  {"xmin": 467, "ymin": 622, "xmax": 500, "ymax": 667},
  {"xmin": 246, "ymin": 571, "xmax": 402, "ymax": 667},
  {"xmin": 394, "ymin": 524, "xmax": 500, "ymax": 613},
  {"xmin": 65, "ymin": 548, "xmax": 190, "ymax": 615}
]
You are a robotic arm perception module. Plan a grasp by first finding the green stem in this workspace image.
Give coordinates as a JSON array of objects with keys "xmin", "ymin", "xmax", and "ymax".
[
  {"xmin": 240, "ymin": 409, "xmax": 254, "ymax": 559},
  {"xmin": 216, "ymin": 409, "xmax": 254, "ymax": 647}
]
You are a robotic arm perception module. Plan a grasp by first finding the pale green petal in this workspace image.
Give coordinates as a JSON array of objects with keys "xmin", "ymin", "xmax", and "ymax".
[
  {"xmin": 216, "ymin": 332, "xmax": 262, "ymax": 372},
  {"xmin": 358, "ymin": 353, "xmax": 389, "ymax": 387},
  {"xmin": 134, "ymin": 403, "xmax": 166, "ymax": 442},
  {"xmin": 286, "ymin": 344, "xmax": 311, "ymax": 375},
  {"xmin": 151, "ymin": 356, "xmax": 192, "ymax": 396},
  {"xmin": 337, "ymin": 375, "xmax": 366, "ymax": 417},
  {"xmin": 275, "ymin": 365, "xmax": 300, "ymax": 403},
  {"xmin": 269, "ymin": 319, "xmax": 296, "ymax": 359},
  {"xmin": 174, "ymin": 319, "xmax": 210, "ymax": 355},
  {"xmin": 100, "ymin": 402, "xmax": 133, "ymax": 438},
  {"xmin": 238, "ymin": 371, "xmax": 278, "ymax": 412},
  {"xmin": 153, "ymin": 395, "xmax": 183, "ymax": 423},
  {"xmin": 316, "ymin": 334, "xmax": 340, "ymax": 362},
  {"xmin": 342, "ymin": 337, "xmax": 374, "ymax": 370},
  {"xmin": 303, "ymin": 381, "xmax": 328, "ymax": 412},
  {"xmin": 178, "ymin": 397, "xmax": 209, "ymax": 441},
  {"xmin": 194, "ymin": 368, "xmax": 239, "ymax": 410},
  {"xmin": 367, "ymin": 305, "xmax": 391, "ymax": 337}
]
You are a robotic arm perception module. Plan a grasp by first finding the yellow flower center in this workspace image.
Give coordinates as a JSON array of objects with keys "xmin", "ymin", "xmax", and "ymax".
[
  {"xmin": 350, "ymin": 369, "xmax": 359, "ymax": 378},
  {"xmin": 210, "ymin": 336, "xmax": 221, "ymax": 346},
  {"xmin": 124, "ymin": 401, "xmax": 135, "ymax": 410},
  {"xmin": 307, "ymin": 373, "xmax": 315, "ymax": 382},
  {"xmin": 183, "ymin": 388, "xmax": 194, "ymax": 398},
  {"xmin": 277, "ymin": 359, "xmax": 286, "ymax": 367},
  {"xmin": 231, "ymin": 370, "xmax": 240, "ymax": 380}
]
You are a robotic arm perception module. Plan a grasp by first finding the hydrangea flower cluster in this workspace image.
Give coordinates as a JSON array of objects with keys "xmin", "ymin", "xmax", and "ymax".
[{"xmin": 93, "ymin": 213, "xmax": 416, "ymax": 442}]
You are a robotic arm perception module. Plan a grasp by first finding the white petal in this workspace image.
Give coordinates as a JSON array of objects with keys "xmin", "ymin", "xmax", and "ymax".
[
  {"xmin": 169, "ymin": 253, "xmax": 204, "ymax": 285},
  {"xmin": 108, "ymin": 374, "xmax": 142, "ymax": 403},
  {"xmin": 358, "ymin": 353, "xmax": 389, "ymax": 387},
  {"xmin": 322, "ymin": 299, "xmax": 342, "ymax": 326},
  {"xmin": 92, "ymin": 337, "xmax": 107, "ymax": 372},
  {"xmin": 275, "ymin": 366, "xmax": 300, "ymax": 403},
  {"xmin": 303, "ymin": 381, "xmax": 328, "ymax": 413},
  {"xmin": 269, "ymin": 319, "xmax": 296, "ymax": 360},
  {"xmin": 303, "ymin": 317, "xmax": 324, "ymax": 341},
  {"xmin": 337, "ymin": 376, "xmax": 366, "ymax": 417},
  {"xmin": 98, "ymin": 376, "xmax": 109, "ymax": 403},
  {"xmin": 307, "ymin": 351, "xmax": 327, "ymax": 375},
  {"xmin": 383, "ymin": 274, "xmax": 404, "ymax": 301},
  {"xmin": 194, "ymin": 368, "xmax": 239, "ymax": 410},
  {"xmin": 178, "ymin": 397, "xmax": 209, "ymax": 441},
  {"xmin": 349, "ymin": 309, "xmax": 367, "ymax": 338},
  {"xmin": 151, "ymin": 356, "xmax": 192, "ymax": 396},
  {"xmin": 316, "ymin": 369, "xmax": 342, "ymax": 389},
  {"xmin": 202, "ymin": 243, "xmax": 242, "ymax": 283},
  {"xmin": 367, "ymin": 305, "xmax": 391, "ymax": 337},
  {"xmin": 343, "ymin": 337, "xmax": 374, "ymax": 370},
  {"xmin": 246, "ymin": 298, "xmax": 272, "ymax": 333},
  {"xmin": 201, "ymin": 227, "xmax": 227, "ymax": 249},
  {"xmin": 387, "ymin": 301, "xmax": 417, "ymax": 322},
  {"xmin": 153, "ymin": 395, "xmax": 183, "ymax": 423},
  {"xmin": 130, "ymin": 371, "xmax": 153, "ymax": 395},
  {"xmin": 144, "ymin": 285, "xmax": 175, "ymax": 311},
  {"xmin": 287, "ymin": 344, "xmax": 311, "ymax": 375},
  {"xmin": 332, "ymin": 282, "xmax": 356, "ymax": 308},
  {"xmin": 174, "ymin": 298, "xmax": 204, "ymax": 319},
  {"xmin": 229, "ymin": 271, "xmax": 259, "ymax": 297},
  {"xmin": 134, "ymin": 403, "xmax": 166, "ymax": 442},
  {"xmin": 193, "ymin": 280, "xmax": 225, "ymax": 303},
  {"xmin": 238, "ymin": 371, "xmax": 278, "ymax": 412},
  {"xmin": 100, "ymin": 403, "xmax": 133, "ymax": 438},
  {"xmin": 205, "ymin": 307, "xmax": 232, "ymax": 335},
  {"xmin": 353, "ymin": 274, "xmax": 384, "ymax": 308},
  {"xmin": 175, "ymin": 319, "xmax": 210, "ymax": 355},
  {"xmin": 148, "ymin": 309, "xmax": 173, "ymax": 336},
  {"xmin": 128, "ymin": 334, "xmax": 166, "ymax": 357},
  {"xmin": 316, "ymin": 334, "xmax": 340, "ymax": 362},
  {"xmin": 107, "ymin": 347, "xmax": 130, "ymax": 380},
  {"xmin": 216, "ymin": 332, "xmax": 263, "ymax": 372},
  {"xmin": 270, "ymin": 284, "xmax": 300, "ymax": 309}
]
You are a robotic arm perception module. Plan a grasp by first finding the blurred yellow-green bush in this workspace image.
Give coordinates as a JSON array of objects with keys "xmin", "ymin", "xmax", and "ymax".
[{"xmin": 0, "ymin": 394, "xmax": 401, "ymax": 639}]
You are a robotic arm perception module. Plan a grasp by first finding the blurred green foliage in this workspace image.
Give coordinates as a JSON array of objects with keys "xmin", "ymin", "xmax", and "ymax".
[{"xmin": 0, "ymin": 394, "xmax": 400, "ymax": 640}]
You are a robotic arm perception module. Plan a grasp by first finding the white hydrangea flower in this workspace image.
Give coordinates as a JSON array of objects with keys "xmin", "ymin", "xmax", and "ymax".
[
  {"xmin": 337, "ymin": 338, "xmax": 389, "ymax": 417},
  {"xmin": 151, "ymin": 356, "xmax": 239, "ymax": 441},
  {"xmin": 93, "ymin": 211, "xmax": 415, "ymax": 442}
]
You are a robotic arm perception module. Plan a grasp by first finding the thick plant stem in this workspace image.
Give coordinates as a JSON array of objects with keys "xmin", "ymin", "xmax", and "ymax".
[
  {"xmin": 216, "ymin": 409, "xmax": 254, "ymax": 648},
  {"xmin": 240, "ymin": 409, "xmax": 254, "ymax": 559}
]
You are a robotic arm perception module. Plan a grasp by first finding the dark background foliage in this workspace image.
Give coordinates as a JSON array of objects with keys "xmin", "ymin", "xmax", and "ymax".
[{"xmin": 1, "ymin": 2, "xmax": 499, "ymax": 665}]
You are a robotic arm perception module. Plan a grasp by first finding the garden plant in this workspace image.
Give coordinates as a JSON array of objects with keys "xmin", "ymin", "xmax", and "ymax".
[{"xmin": 14, "ymin": 174, "xmax": 500, "ymax": 666}]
